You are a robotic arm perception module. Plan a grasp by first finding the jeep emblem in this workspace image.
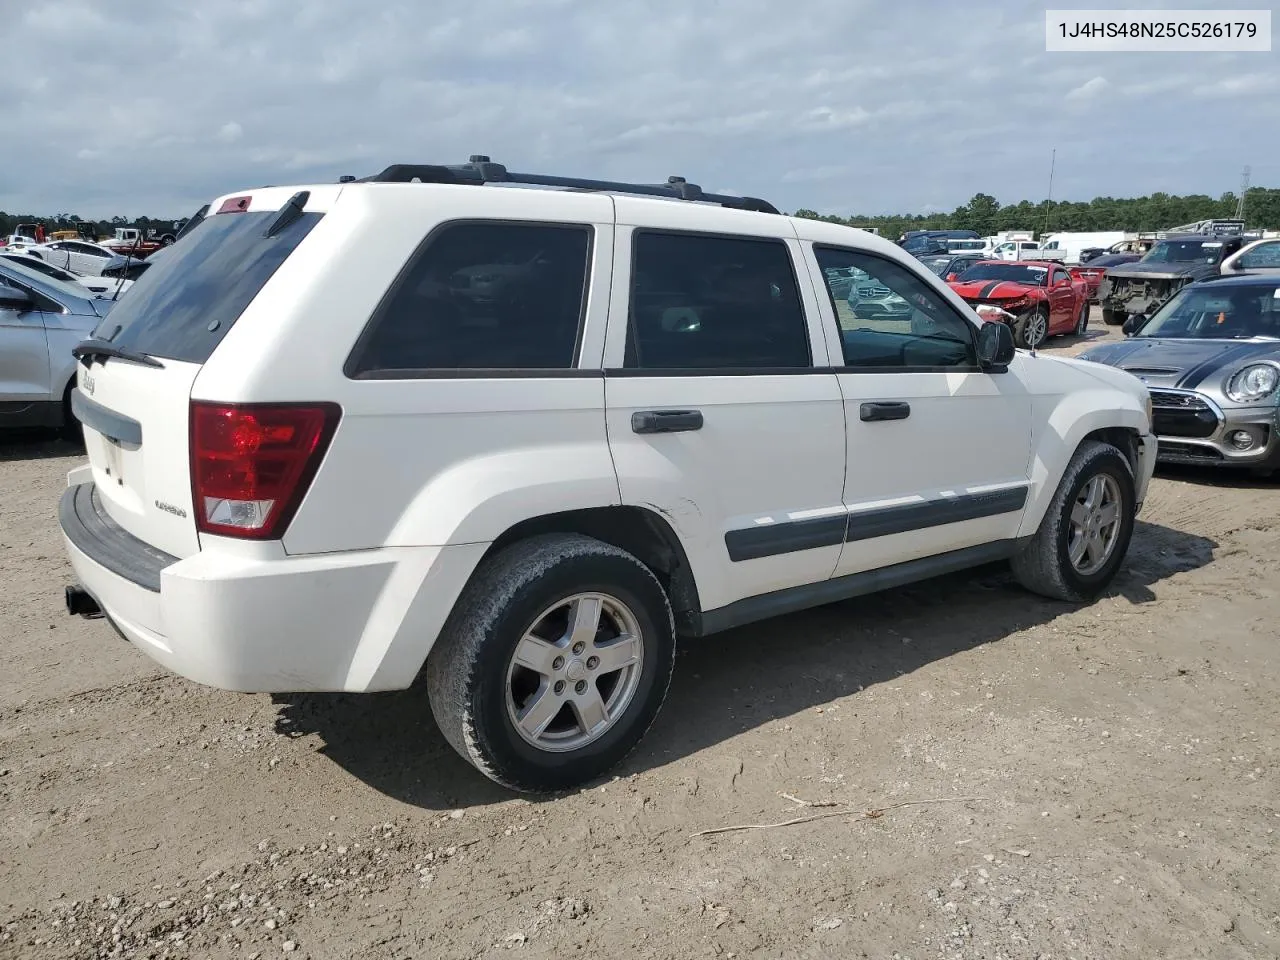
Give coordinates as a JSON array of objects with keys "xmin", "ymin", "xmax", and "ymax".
[{"xmin": 82, "ymin": 374, "xmax": 95, "ymax": 395}]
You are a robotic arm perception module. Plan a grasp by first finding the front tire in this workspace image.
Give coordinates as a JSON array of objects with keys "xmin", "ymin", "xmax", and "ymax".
[
  {"xmin": 1011, "ymin": 440, "xmax": 1136, "ymax": 602},
  {"xmin": 1013, "ymin": 306, "xmax": 1049, "ymax": 349},
  {"xmin": 1101, "ymin": 307, "xmax": 1125, "ymax": 327},
  {"xmin": 426, "ymin": 533, "xmax": 676, "ymax": 793}
]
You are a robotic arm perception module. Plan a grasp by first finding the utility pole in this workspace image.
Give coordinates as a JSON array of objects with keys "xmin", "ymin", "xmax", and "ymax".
[
  {"xmin": 1042, "ymin": 148, "xmax": 1056, "ymax": 238},
  {"xmin": 1235, "ymin": 165, "xmax": 1250, "ymax": 221}
]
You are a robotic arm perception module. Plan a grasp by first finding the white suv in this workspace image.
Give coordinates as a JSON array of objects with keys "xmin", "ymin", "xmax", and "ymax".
[{"xmin": 59, "ymin": 159, "xmax": 1157, "ymax": 793}]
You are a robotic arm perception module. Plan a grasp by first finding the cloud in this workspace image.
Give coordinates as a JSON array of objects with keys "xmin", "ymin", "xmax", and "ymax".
[
  {"xmin": 1065, "ymin": 76, "xmax": 1109, "ymax": 101},
  {"xmin": 2, "ymin": 0, "xmax": 1278, "ymax": 219}
]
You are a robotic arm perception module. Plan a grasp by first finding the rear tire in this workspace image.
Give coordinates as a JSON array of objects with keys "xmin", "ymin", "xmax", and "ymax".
[
  {"xmin": 1011, "ymin": 440, "xmax": 1136, "ymax": 602},
  {"xmin": 426, "ymin": 533, "xmax": 676, "ymax": 793},
  {"xmin": 1102, "ymin": 307, "xmax": 1125, "ymax": 327}
]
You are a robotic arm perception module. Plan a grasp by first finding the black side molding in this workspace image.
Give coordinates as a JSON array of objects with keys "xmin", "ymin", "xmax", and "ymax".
[
  {"xmin": 723, "ymin": 486, "xmax": 1030, "ymax": 562},
  {"xmin": 700, "ymin": 538, "xmax": 1027, "ymax": 636},
  {"xmin": 725, "ymin": 514, "xmax": 847, "ymax": 563},
  {"xmin": 846, "ymin": 487, "xmax": 1028, "ymax": 543},
  {"xmin": 70, "ymin": 389, "xmax": 143, "ymax": 445}
]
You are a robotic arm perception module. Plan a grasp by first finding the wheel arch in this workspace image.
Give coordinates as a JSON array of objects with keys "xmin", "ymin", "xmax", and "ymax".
[
  {"xmin": 1019, "ymin": 390, "xmax": 1147, "ymax": 539},
  {"xmin": 480, "ymin": 505, "xmax": 704, "ymax": 638}
]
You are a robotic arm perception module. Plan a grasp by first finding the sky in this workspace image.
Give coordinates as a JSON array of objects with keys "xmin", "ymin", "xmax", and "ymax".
[{"xmin": 3, "ymin": 0, "xmax": 1278, "ymax": 219}]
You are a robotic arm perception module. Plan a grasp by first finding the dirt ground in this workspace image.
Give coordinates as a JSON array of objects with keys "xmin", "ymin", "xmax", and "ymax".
[{"xmin": 2, "ymin": 314, "xmax": 1278, "ymax": 960}]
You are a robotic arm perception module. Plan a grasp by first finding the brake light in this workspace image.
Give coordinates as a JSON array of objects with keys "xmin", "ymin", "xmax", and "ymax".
[
  {"xmin": 216, "ymin": 196, "xmax": 252, "ymax": 214},
  {"xmin": 190, "ymin": 402, "xmax": 340, "ymax": 540}
]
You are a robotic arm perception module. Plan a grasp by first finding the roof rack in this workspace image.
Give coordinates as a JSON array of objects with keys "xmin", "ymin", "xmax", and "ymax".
[{"xmin": 353, "ymin": 156, "xmax": 779, "ymax": 215}]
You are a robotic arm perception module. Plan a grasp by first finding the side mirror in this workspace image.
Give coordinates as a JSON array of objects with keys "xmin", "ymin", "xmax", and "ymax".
[
  {"xmin": 1121, "ymin": 314, "xmax": 1144, "ymax": 336},
  {"xmin": 0, "ymin": 283, "xmax": 32, "ymax": 311},
  {"xmin": 977, "ymin": 320, "xmax": 1016, "ymax": 369}
]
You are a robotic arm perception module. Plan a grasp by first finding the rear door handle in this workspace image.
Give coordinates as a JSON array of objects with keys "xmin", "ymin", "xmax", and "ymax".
[
  {"xmin": 859, "ymin": 401, "xmax": 911, "ymax": 422},
  {"xmin": 631, "ymin": 409, "xmax": 704, "ymax": 434}
]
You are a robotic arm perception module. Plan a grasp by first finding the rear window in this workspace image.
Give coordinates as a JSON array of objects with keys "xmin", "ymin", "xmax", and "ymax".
[{"xmin": 97, "ymin": 209, "xmax": 322, "ymax": 364}]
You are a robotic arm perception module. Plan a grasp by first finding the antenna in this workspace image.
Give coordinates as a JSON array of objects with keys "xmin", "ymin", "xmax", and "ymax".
[
  {"xmin": 1042, "ymin": 148, "xmax": 1056, "ymax": 239},
  {"xmin": 1235, "ymin": 165, "xmax": 1250, "ymax": 221}
]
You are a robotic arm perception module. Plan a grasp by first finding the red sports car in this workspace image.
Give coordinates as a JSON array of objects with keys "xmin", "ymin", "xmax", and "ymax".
[{"xmin": 947, "ymin": 260, "xmax": 1090, "ymax": 348}]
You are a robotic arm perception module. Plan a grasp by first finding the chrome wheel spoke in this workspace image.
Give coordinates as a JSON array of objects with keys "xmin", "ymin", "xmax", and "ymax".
[
  {"xmin": 1071, "ymin": 500, "xmax": 1090, "ymax": 529},
  {"xmin": 513, "ymin": 634, "xmax": 561, "ymax": 676},
  {"xmin": 517, "ymin": 683, "xmax": 565, "ymax": 739},
  {"xmin": 1096, "ymin": 501, "xmax": 1120, "ymax": 528},
  {"xmin": 593, "ymin": 632, "xmax": 641, "ymax": 674},
  {"xmin": 567, "ymin": 596, "xmax": 603, "ymax": 648},
  {"xmin": 1068, "ymin": 533, "xmax": 1089, "ymax": 566},
  {"xmin": 571, "ymin": 686, "xmax": 609, "ymax": 736},
  {"xmin": 1084, "ymin": 534, "xmax": 1105, "ymax": 567}
]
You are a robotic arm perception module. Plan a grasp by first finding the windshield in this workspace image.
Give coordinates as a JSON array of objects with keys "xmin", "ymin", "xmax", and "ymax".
[
  {"xmin": 1136, "ymin": 284, "xmax": 1280, "ymax": 340},
  {"xmin": 919, "ymin": 257, "xmax": 952, "ymax": 276},
  {"xmin": 1143, "ymin": 240, "xmax": 1224, "ymax": 264},
  {"xmin": 955, "ymin": 263, "xmax": 1048, "ymax": 286},
  {"xmin": 0, "ymin": 256, "xmax": 93, "ymax": 302}
]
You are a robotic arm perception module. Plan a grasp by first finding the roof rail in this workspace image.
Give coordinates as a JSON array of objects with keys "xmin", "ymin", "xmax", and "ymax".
[{"xmin": 356, "ymin": 155, "xmax": 780, "ymax": 215}]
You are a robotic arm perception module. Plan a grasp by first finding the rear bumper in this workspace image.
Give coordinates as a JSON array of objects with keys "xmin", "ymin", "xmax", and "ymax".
[{"xmin": 59, "ymin": 481, "xmax": 487, "ymax": 693}]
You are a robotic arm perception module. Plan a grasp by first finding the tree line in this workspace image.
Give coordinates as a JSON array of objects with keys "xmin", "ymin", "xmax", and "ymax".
[
  {"xmin": 5, "ymin": 186, "xmax": 1278, "ymax": 240},
  {"xmin": 797, "ymin": 187, "xmax": 1280, "ymax": 236}
]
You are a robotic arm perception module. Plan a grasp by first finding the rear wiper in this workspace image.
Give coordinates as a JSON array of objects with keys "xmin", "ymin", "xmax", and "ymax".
[{"xmin": 73, "ymin": 338, "xmax": 165, "ymax": 369}]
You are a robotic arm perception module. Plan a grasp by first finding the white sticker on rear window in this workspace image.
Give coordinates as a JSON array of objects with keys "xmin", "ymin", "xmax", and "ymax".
[
  {"xmin": 1202, "ymin": 242, "xmax": 1223, "ymax": 247},
  {"xmin": 1273, "ymin": 288, "xmax": 1280, "ymax": 299}
]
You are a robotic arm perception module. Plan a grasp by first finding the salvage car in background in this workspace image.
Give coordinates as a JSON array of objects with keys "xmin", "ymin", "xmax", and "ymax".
[
  {"xmin": 948, "ymin": 260, "xmax": 1090, "ymax": 347},
  {"xmin": 1097, "ymin": 233, "xmax": 1248, "ymax": 327},
  {"xmin": 1079, "ymin": 274, "xmax": 1280, "ymax": 476},
  {"xmin": 919, "ymin": 252, "xmax": 987, "ymax": 281},
  {"xmin": 0, "ymin": 252, "xmax": 133, "ymax": 298},
  {"xmin": 25, "ymin": 239, "xmax": 121, "ymax": 277},
  {"xmin": 0, "ymin": 258, "xmax": 112, "ymax": 432},
  {"xmin": 1069, "ymin": 252, "xmax": 1142, "ymax": 301},
  {"xmin": 1219, "ymin": 237, "xmax": 1280, "ymax": 276}
]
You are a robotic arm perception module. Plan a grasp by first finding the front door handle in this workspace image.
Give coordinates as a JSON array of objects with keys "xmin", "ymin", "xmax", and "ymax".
[
  {"xmin": 859, "ymin": 401, "xmax": 911, "ymax": 422},
  {"xmin": 631, "ymin": 409, "xmax": 704, "ymax": 434}
]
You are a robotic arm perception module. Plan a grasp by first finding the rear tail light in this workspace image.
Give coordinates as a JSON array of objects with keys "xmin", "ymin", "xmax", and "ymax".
[{"xmin": 190, "ymin": 402, "xmax": 340, "ymax": 540}]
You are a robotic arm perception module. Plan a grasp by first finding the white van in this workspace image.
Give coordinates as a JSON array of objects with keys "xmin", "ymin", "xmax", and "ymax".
[{"xmin": 1039, "ymin": 232, "xmax": 1127, "ymax": 265}]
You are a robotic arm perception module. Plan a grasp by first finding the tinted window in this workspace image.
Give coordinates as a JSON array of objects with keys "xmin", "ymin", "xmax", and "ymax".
[
  {"xmin": 350, "ymin": 221, "xmax": 591, "ymax": 375},
  {"xmin": 1143, "ymin": 240, "xmax": 1225, "ymax": 264},
  {"xmin": 1137, "ymin": 284, "xmax": 1280, "ymax": 340},
  {"xmin": 625, "ymin": 232, "xmax": 810, "ymax": 369},
  {"xmin": 1239, "ymin": 242, "xmax": 1280, "ymax": 269},
  {"xmin": 957, "ymin": 263, "xmax": 1050, "ymax": 286},
  {"xmin": 102, "ymin": 209, "xmax": 322, "ymax": 364},
  {"xmin": 815, "ymin": 247, "xmax": 977, "ymax": 369}
]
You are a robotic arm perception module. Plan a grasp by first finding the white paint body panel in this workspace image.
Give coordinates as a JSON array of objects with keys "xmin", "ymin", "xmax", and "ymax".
[{"xmin": 62, "ymin": 181, "xmax": 1155, "ymax": 693}]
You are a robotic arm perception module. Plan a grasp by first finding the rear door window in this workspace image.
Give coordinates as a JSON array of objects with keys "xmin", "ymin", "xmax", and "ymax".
[
  {"xmin": 624, "ymin": 231, "xmax": 811, "ymax": 370},
  {"xmin": 101, "ymin": 209, "xmax": 323, "ymax": 364}
]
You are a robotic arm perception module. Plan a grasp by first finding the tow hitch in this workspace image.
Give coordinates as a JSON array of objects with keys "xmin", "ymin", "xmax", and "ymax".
[{"xmin": 65, "ymin": 584, "xmax": 103, "ymax": 618}]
